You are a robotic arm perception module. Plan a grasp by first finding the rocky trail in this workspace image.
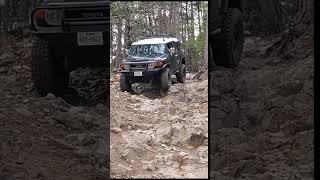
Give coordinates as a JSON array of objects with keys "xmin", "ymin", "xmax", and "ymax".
[
  {"xmin": 0, "ymin": 32, "xmax": 313, "ymax": 179},
  {"xmin": 110, "ymin": 73, "xmax": 209, "ymax": 178},
  {"xmin": 0, "ymin": 36, "xmax": 109, "ymax": 180},
  {"xmin": 210, "ymin": 34, "xmax": 314, "ymax": 179}
]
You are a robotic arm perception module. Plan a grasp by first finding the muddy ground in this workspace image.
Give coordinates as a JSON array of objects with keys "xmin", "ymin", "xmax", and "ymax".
[
  {"xmin": 210, "ymin": 33, "xmax": 314, "ymax": 179},
  {"xmin": 0, "ymin": 36, "xmax": 109, "ymax": 180}
]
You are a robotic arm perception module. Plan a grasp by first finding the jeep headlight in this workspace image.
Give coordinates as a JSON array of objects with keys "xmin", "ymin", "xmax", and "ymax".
[
  {"xmin": 119, "ymin": 64, "xmax": 126, "ymax": 70},
  {"xmin": 33, "ymin": 9, "xmax": 63, "ymax": 27},
  {"xmin": 148, "ymin": 60, "xmax": 164, "ymax": 69},
  {"xmin": 148, "ymin": 62, "xmax": 157, "ymax": 69},
  {"xmin": 119, "ymin": 63, "xmax": 129, "ymax": 70}
]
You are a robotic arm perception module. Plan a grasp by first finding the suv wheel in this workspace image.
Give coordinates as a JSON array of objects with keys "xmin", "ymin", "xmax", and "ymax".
[
  {"xmin": 176, "ymin": 64, "xmax": 186, "ymax": 83},
  {"xmin": 120, "ymin": 73, "xmax": 132, "ymax": 92},
  {"xmin": 160, "ymin": 68, "xmax": 172, "ymax": 90},
  {"xmin": 31, "ymin": 36, "xmax": 69, "ymax": 96},
  {"xmin": 212, "ymin": 8, "xmax": 244, "ymax": 68}
]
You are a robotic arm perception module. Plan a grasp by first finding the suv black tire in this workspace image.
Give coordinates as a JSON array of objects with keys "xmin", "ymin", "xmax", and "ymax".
[
  {"xmin": 160, "ymin": 68, "xmax": 172, "ymax": 90},
  {"xmin": 120, "ymin": 73, "xmax": 132, "ymax": 92},
  {"xmin": 212, "ymin": 8, "xmax": 244, "ymax": 68},
  {"xmin": 209, "ymin": 43, "xmax": 215, "ymax": 71},
  {"xmin": 176, "ymin": 64, "xmax": 186, "ymax": 83},
  {"xmin": 31, "ymin": 36, "xmax": 69, "ymax": 96}
]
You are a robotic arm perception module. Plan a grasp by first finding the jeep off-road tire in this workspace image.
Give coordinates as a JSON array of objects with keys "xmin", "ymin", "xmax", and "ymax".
[
  {"xmin": 176, "ymin": 64, "xmax": 186, "ymax": 83},
  {"xmin": 120, "ymin": 73, "xmax": 131, "ymax": 92},
  {"xmin": 209, "ymin": 43, "xmax": 216, "ymax": 71},
  {"xmin": 31, "ymin": 36, "xmax": 69, "ymax": 96},
  {"xmin": 212, "ymin": 8, "xmax": 244, "ymax": 68},
  {"xmin": 160, "ymin": 68, "xmax": 172, "ymax": 90}
]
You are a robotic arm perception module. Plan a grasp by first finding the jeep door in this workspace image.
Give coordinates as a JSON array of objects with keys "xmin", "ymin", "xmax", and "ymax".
[
  {"xmin": 167, "ymin": 42, "xmax": 178, "ymax": 73},
  {"xmin": 174, "ymin": 42, "xmax": 182, "ymax": 70}
]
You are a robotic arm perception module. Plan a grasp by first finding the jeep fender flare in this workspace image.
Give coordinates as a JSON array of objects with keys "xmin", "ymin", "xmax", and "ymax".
[
  {"xmin": 181, "ymin": 57, "xmax": 186, "ymax": 65},
  {"xmin": 223, "ymin": 0, "xmax": 243, "ymax": 12},
  {"xmin": 162, "ymin": 63, "xmax": 170, "ymax": 69}
]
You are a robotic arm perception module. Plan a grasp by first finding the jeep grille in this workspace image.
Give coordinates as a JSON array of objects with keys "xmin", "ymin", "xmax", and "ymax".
[
  {"xmin": 64, "ymin": 6, "xmax": 109, "ymax": 24},
  {"xmin": 130, "ymin": 64, "xmax": 147, "ymax": 69}
]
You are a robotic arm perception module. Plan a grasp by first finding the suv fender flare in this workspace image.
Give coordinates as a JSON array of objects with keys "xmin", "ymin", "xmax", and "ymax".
[
  {"xmin": 181, "ymin": 57, "xmax": 186, "ymax": 65},
  {"xmin": 224, "ymin": 0, "xmax": 243, "ymax": 12},
  {"xmin": 162, "ymin": 63, "xmax": 170, "ymax": 69}
]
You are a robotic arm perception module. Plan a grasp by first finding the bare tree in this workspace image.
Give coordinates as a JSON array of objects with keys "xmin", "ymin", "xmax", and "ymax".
[{"xmin": 267, "ymin": 0, "xmax": 313, "ymax": 57}]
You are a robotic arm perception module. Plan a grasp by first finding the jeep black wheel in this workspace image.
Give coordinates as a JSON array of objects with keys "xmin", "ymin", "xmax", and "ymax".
[
  {"xmin": 160, "ymin": 68, "xmax": 172, "ymax": 90},
  {"xmin": 209, "ymin": 43, "xmax": 215, "ymax": 71},
  {"xmin": 176, "ymin": 64, "xmax": 186, "ymax": 83},
  {"xmin": 120, "ymin": 73, "xmax": 132, "ymax": 92},
  {"xmin": 31, "ymin": 36, "xmax": 69, "ymax": 97},
  {"xmin": 212, "ymin": 8, "xmax": 244, "ymax": 68}
]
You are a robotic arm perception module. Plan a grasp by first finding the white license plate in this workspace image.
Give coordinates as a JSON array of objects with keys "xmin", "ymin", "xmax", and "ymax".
[
  {"xmin": 134, "ymin": 71, "xmax": 143, "ymax": 76},
  {"xmin": 77, "ymin": 32, "xmax": 103, "ymax": 46}
]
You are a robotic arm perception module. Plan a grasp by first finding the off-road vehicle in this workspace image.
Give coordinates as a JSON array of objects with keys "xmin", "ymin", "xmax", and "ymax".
[
  {"xmin": 118, "ymin": 35, "xmax": 186, "ymax": 92},
  {"xmin": 30, "ymin": 0, "xmax": 109, "ymax": 96},
  {"xmin": 209, "ymin": 0, "xmax": 244, "ymax": 68}
]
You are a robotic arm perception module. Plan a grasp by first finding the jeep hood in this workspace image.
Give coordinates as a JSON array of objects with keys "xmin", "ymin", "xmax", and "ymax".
[{"xmin": 125, "ymin": 54, "xmax": 167, "ymax": 62}]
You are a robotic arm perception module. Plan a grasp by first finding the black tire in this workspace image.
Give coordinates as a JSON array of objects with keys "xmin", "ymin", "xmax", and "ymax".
[
  {"xmin": 212, "ymin": 8, "xmax": 244, "ymax": 68},
  {"xmin": 176, "ymin": 64, "xmax": 186, "ymax": 83},
  {"xmin": 160, "ymin": 68, "xmax": 172, "ymax": 90},
  {"xmin": 120, "ymin": 73, "xmax": 131, "ymax": 92},
  {"xmin": 209, "ymin": 42, "xmax": 215, "ymax": 71},
  {"xmin": 31, "ymin": 36, "xmax": 69, "ymax": 96}
]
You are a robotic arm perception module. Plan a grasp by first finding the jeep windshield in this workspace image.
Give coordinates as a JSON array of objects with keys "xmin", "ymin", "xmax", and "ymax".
[{"xmin": 128, "ymin": 44, "xmax": 166, "ymax": 57}]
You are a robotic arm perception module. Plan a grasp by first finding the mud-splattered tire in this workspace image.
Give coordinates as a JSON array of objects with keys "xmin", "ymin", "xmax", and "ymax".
[
  {"xmin": 212, "ymin": 8, "xmax": 244, "ymax": 68},
  {"xmin": 31, "ymin": 36, "xmax": 69, "ymax": 96},
  {"xmin": 120, "ymin": 73, "xmax": 131, "ymax": 92},
  {"xmin": 160, "ymin": 68, "xmax": 172, "ymax": 90},
  {"xmin": 176, "ymin": 64, "xmax": 186, "ymax": 83}
]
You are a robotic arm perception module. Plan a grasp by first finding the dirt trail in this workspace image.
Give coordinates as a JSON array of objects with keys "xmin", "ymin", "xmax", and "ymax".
[
  {"xmin": 0, "ymin": 36, "xmax": 109, "ymax": 180},
  {"xmin": 0, "ymin": 33, "xmax": 313, "ymax": 179},
  {"xmin": 210, "ymin": 35, "xmax": 314, "ymax": 179},
  {"xmin": 110, "ymin": 74, "xmax": 208, "ymax": 178}
]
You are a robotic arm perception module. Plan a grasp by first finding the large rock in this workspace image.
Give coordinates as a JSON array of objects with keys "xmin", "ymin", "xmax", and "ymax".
[{"xmin": 156, "ymin": 123, "xmax": 189, "ymax": 146}]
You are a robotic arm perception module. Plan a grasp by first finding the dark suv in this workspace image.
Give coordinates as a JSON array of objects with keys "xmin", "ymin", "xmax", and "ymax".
[
  {"xmin": 30, "ymin": 0, "xmax": 109, "ymax": 96},
  {"xmin": 118, "ymin": 35, "xmax": 186, "ymax": 92},
  {"xmin": 209, "ymin": 0, "xmax": 244, "ymax": 68}
]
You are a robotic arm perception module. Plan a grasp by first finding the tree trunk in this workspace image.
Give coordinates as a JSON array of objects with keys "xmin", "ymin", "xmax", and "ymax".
[
  {"xmin": 115, "ymin": 18, "xmax": 123, "ymax": 69},
  {"xmin": 190, "ymin": 2, "xmax": 195, "ymax": 41},
  {"xmin": 202, "ymin": 26, "xmax": 208, "ymax": 70},
  {"xmin": 197, "ymin": 1, "xmax": 201, "ymax": 34},
  {"xmin": 124, "ymin": 2, "xmax": 133, "ymax": 50}
]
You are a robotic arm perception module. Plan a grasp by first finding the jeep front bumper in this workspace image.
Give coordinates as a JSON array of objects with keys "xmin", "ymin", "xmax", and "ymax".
[
  {"xmin": 119, "ymin": 61, "xmax": 163, "ymax": 73},
  {"xmin": 119, "ymin": 61, "xmax": 164, "ymax": 83}
]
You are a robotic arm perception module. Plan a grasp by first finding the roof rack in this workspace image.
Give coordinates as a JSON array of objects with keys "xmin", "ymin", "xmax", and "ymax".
[{"xmin": 137, "ymin": 33, "xmax": 176, "ymax": 41}]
